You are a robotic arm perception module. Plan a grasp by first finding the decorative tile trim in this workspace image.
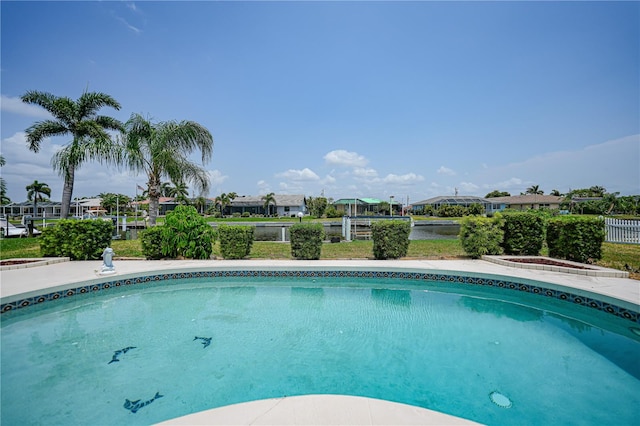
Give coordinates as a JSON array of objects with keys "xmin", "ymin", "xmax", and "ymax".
[{"xmin": 1, "ymin": 269, "xmax": 638, "ymax": 323}]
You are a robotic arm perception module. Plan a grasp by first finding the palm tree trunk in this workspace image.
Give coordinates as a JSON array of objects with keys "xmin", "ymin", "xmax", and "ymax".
[
  {"xmin": 149, "ymin": 196, "xmax": 159, "ymax": 226},
  {"xmin": 60, "ymin": 167, "xmax": 75, "ymax": 218},
  {"xmin": 148, "ymin": 179, "xmax": 160, "ymax": 226}
]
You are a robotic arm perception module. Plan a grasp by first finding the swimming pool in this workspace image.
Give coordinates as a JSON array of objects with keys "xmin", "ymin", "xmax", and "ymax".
[{"xmin": 2, "ymin": 268, "xmax": 639, "ymax": 425}]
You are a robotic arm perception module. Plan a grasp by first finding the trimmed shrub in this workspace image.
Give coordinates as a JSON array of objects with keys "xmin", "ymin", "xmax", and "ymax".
[
  {"xmin": 459, "ymin": 215, "xmax": 504, "ymax": 259},
  {"xmin": 40, "ymin": 219, "xmax": 113, "ymax": 260},
  {"xmin": 501, "ymin": 212, "xmax": 545, "ymax": 255},
  {"xmin": 140, "ymin": 226, "xmax": 165, "ymax": 260},
  {"xmin": 218, "ymin": 224, "xmax": 255, "ymax": 259},
  {"xmin": 547, "ymin": 216, "xmax": 606, "ymax": 263},
  {"xmin": 437, "ymin": 204, "xmax": 467, "ymax": 218},
  {"xmin": 371, "ymin": 221, "xmax": 411, "ymax": 260},
  {"xmin": 161, "ymin": 205, "xmax": 216, "ymax": 259},
  {"xmin": 290, "ymin": 223, "xmax": 324, "ymax": 260}
]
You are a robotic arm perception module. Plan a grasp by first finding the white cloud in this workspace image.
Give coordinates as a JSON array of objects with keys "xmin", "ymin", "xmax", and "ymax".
[
  {"xmin": 207, "ymin": 169, "xmax": 228, "ymax": 186},
  {"xmin": 483, "ymin": 177, "xmax": 523, "ymax": 191},
  {"xmin": 478, "ymin": 134, "xmax": 640, "ymax": 195},
  {"xmin": 324, "ymin": 150, "xmax": 368, "ymax": 167},
  {"xmin": 276, "ymin": 167, "xmax": 320, "ymax": 181},
  {"xmin": 382, "ymin": 173, "xmax": 425, "ymax": 185},
  {"xmin": 321, "ymin": 175, "xmax": 336, "ymax": 184},
  {"xmin": 256, "ymin": 180, "xmax": 271, "ymax": 195},
  {"xmin": 1, "ymin": 95, "xmax": 53, "ymax": 119},
  {"xmin": 437, "ymin": 166, "xmax": 456, "ymax": 176},
  {"xmin": 352, "ymin": 167, "xmax": 378, "ymax": 179},
  {"xmin": 458, "ymin": 181, "xmax": 479, "ymax": 193},
  {"xmin": 117, "ymin": 16, "xmax": 142, "ymax": 33}
]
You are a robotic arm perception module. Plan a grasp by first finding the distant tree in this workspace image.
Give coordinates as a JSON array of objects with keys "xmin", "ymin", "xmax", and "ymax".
[
  {"xmin": 159, "ymin": 182, "xmax": 172, "ymax": 197},
  {"xmin": 468, "ymin": 203, "xmax": 485, "ymax": 215},
  {"xmin": 550, "ymin": 189, "xmax": 562, "ymax": 196},
  {"xmin": 589, "ymin": 186, "xmax": 607, "ymax": 197},
  {"xmin": 485, "ymin": 190, "xmax": 510, "ymax": 198},
  {"xmin": 525, "ymin": 185, "xmax": 543, "ymax": 195},
  {"xmin": 262, "ymin": 192, "xmax": 276, "ymax": 216},
  {"xmin": 307, "ymin": 196, "xmax": 328, "ymax": 217},
  {"xmin": 378, "ymin": 201, "xmax": 390, "ymax": 215},
  {"xmin": 120, "ymin": 113, "xmax": 213, "ymax": 226},
  {"xmin": 0, "ymin": 155, "xmax": 9, "ymax": 205},
  {"xmin": 99, "ymin": 192, "xmax": 131, "ymax": 214},
  {"xmin": 215, "ymin": 192, "xmax": 237, "ymax": 216},
  {"xmin": 168, "ymin": 181, "xmax": 190, "ymax": 205},
  {"xmin": 193, "ymin": 196, "xmax": 209, "ymax": 214},
  {"xmin": 615, "ymin": 195, "xmax": 640, "ymax": 215},
  {"xmin": 26, "ymin": 180, "xmax": 51, "ymax": 218},
  {"xmin": 21, "ymin": 89, "xmax": 123, "ymax": 218}
]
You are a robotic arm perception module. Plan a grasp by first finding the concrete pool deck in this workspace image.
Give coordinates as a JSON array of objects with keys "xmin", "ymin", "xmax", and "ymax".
[{"xmin": 1, "ymin": 258, "xmax": 638, "ymax": 425}]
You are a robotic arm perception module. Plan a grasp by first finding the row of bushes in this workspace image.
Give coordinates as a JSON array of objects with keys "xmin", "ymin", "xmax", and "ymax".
[
  {"xmin": 42, "ymin": 208, "xmax": 602, "ymax": 264},
  {"xmin": 39, "ymin": 206, "xmax": 414, "ymax": 261},
  {"xmin": 459, "ymin": 212, "xmax": 605, "ymax": 263}
]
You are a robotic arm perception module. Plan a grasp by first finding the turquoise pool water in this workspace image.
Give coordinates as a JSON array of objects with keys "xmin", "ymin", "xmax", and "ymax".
[{"xmin": 2, "ymin": 276, "xmax": 639, "ymax": 425}]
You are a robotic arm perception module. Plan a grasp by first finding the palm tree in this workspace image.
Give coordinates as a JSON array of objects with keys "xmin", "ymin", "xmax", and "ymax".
[
  {"xmin": 21, "ymin": 90, "xmax": 123, "ymax": 218},
  {"xmin": 26, "ymin": 180, "xmax": 51, "ymax": 224},
  {"xmin": 262, "ymin": 192, "xmax": 276, "ymax": 217},
  {"xmin": 0, "ymin": 155, "xmax": 10, "ymax": 205},
  {"xmin": 169, "ymin": 181, "xmax": 191, "ymax": 205},
  {"xmin": 214, "ymin": 192, "xmax": 237, "ymax": 216},
  {"xmin": 160, "ymin": 181, "xmax": 173, "ymax": 197},
  {"xmin": 550, "ymin": 189, "xmax": 562, "ymax": 196},
  {"xmin": 193, "ymin": 196, "xmax": 208, "ymax": 214},
  {"xmin": 215, "ymin": 193, "xmax": 229, "ymax": 216},
  {"xmin": 525, "ymin": 185, "xmax": 543, "ymax": 195},
  {"xmin": 121, "ymin": 113, "xmax": 213, "ymax": 226}
]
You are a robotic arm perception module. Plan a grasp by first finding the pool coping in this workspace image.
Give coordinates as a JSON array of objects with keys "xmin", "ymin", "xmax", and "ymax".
[
  {"xmin": 0, "ymin": 257, "xmax": 70, "ymax": 271},
  {"xmin": 156, "ymin": 394, "xmax": 481, "ymax": 425},
  {"xmin": 483, "ymin": 255, "xmax": 629, "ymax": 278},
  {"xmin": 2, "ymin": 260, "xmax": 638, "ymax": 322}
]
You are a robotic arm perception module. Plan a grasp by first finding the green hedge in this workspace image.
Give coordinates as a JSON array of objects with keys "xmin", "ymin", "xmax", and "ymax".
[
  {"xmin": 40, "ymin": 219, "xmax": 113, "ymax": 260},
  {"xmin": 547, "ymin": 216, "xmax": 605, "ymax": 263},
  {"xmin": 140, "ymin": 226, "xmax": 165, "ymax": 260},
  {"xmin": 371, "ymin": 221, "xmax": 411, "ymax": 260},
  {"xmin": 501, "ymin": 212, "xmax": 545, "ymax": 255},
  {"xmin": 218, "ymin": 224, "xmax": 255, "ymax": 259},
  {"xmin": 290, "ymin": 223, "xmax": 324, "ymax": 260},
  {"xmin": 140, "ymin": 205, "xmax": 215, "ymax": 260},
  {"xmin": 459, "ymin": 215, "xmax": 504, "ymax": 259}
]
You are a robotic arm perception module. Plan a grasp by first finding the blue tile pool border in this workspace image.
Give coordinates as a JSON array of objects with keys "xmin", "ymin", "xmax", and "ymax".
[{"xmin": 1, "ymin": 268, "xmax": 638, "ymax": 324}]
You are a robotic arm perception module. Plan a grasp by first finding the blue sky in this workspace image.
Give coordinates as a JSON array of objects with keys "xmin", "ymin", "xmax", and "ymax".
[{"xmin": 1, "ymin": 1, "xmax": 638, "ymax": 206}]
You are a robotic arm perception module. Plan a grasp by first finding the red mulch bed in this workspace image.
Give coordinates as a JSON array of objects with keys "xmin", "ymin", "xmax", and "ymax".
[
  {"xmin": 0, "ymin": 259, "xmax": 41, "ymax": 266},
  {"xmin": 505, "ymin": 258, "xmax": 594, "ymax": 270}
]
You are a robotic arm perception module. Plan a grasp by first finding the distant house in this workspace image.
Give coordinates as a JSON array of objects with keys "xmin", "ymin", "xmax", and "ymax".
[
  {"xmin": 333, "ymin": 198, "xmax": 380, "ymax": 216},
  {"xmin": 411, "ymin": 196, "xmax": 493, "ymax": 214},
  {"xmin": 1, "ymin": 201, "xmax": 63, "ymax": 218},
  {"xmin": 228, "ymin": 194, "xmax": 306, "ymax": 217},
  {"xmin": 332, "ymin": 198, "xmax": 401, "ymax": 216},
  {"xmin": 134, "ymin": 197, "xmax": 178, "ymax": 215},
  {"xmin": 488, "ymin": 194, "xmax": 564, "ymax": 212}
]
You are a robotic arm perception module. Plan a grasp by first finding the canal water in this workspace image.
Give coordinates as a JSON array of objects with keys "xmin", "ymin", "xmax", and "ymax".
[{"xmin": 213, "ymin": 222, "xmax": 460, "ymax": 241}]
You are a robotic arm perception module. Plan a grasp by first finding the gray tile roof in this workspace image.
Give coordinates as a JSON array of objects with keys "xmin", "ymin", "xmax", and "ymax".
[{"xmin": 230, "ymin": 194, "xmax": 306, "ymax": 207}]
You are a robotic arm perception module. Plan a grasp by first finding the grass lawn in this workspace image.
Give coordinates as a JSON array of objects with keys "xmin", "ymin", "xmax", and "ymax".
[{"xmin": 1, "ymin": 236, "xmax": 637, "ymax": 280}]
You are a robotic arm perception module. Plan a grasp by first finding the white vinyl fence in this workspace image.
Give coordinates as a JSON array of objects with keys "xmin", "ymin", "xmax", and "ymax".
[{"xmin": 605, "ymin": 218, "xmax": 640, "ymax": 244}]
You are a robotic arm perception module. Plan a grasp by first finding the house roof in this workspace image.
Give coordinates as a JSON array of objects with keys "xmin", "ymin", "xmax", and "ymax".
[
  {"xmin": 333, "ymin": 198, "xmax": 383, "ymax": 205},
  {"xmin": 77, "ymin": 198, "xmax": 102, "ymax": 207},
  {"xmin": 488, "ymin": 195, "xmax": 564, "ymax": 205},
  {"xmin": 230, "ymin": 194, "xmax": 306, "ymax": 207},
  {"xmin": 412, "ymin": 196, "xmax": 490, "ymax": 205},
  {"xmin": 134, "ymin": 197, "xmax": 175, "ymax": 205}
]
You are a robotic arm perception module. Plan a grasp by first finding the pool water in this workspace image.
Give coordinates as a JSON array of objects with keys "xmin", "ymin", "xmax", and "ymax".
[{"xmin": 2, "ymin": 277, "xmax": 639, "ymax": 425}]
